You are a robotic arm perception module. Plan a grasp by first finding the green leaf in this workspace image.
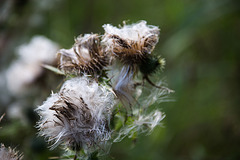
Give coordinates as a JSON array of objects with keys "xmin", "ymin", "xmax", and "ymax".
[{"xmin": 42, "ymin": 64, "xmax": 65, "ymax": 75}]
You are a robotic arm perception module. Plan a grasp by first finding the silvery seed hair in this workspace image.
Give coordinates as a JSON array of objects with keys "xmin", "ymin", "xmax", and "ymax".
[{"xmin": 36, "ymin": 76, "xmax": 115, "ymax": 153}]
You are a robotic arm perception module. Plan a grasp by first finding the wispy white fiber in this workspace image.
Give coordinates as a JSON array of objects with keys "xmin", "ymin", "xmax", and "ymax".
[
  {"xmin": 36, "ymin": 76, "xmax": 115, "ymax": 153},
  {"xmin": 6, "ymin": 36, "xmax": 59, "ymax": 95},
  {"xmin": 17, "ymin": 36, "xmax": 59, "ymax": 64},
  {"xmin": 142, "ymin": 79, "xmax": 174, "ymax": 109},
  {"xmin": 114, "ymin": 110, "xmax": 165, "ymax": 142},
  {"xmin": 6, "ymin": 60, "xmax": 42, "ymax": 94},
  {"xmin": 102, "ymin": 20, "xmax": 160, "ymax": 56},
  {"xmin": 102, "ymin": 20, "xmax": 159, "ymax": 42}
]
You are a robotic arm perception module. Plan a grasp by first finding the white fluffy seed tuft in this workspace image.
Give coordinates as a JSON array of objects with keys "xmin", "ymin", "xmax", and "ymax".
[
  {"xmin": 102, "ymin": 20, "xmax": 160, "ymax": 58},
  {"xmin": 102, "ymin": 20, "xmax": 159, "ymax": 42},
  {"xmin": 114, "ymin": 110, "xmax": 165, "ymax": 142},
  {"xmin": 6, "ymin": 36, "xmax": 59, "ymax": 95},
  {"xmin": 36, "ymin": 76, "xmax": 115, "ymax": 153}
]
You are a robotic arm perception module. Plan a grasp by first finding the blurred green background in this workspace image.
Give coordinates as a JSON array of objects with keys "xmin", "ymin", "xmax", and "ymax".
[{"xmin": 0, "ymin": 0, "xmax": 240, "ymax": 159}]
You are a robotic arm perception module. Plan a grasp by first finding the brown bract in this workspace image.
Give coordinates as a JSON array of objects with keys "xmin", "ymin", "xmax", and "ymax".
[
  {"xmin": 49, "ymin": 89, "xmax": 98, "ymax": 151},
  {"xmin": 108, "ymin": 34, "xmax": 159, "ymax": 64},
  {"xmin": 58, "ymin": 34, "xmax": 109, "ymax": 76}
]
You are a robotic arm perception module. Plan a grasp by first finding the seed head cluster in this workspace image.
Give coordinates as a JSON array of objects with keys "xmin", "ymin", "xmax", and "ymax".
[{"xmin": 35, "ymin": 21, "xmax": 171, "ymax": 158}]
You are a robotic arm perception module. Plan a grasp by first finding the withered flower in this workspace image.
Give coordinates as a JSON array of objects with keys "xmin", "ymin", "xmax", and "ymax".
[
  {"xmin": 102, "ymin": 20, "xmax": 160, "ymax": 64},
  {"xmin": 36, "ymin": 76, "xmax": 115, "ymax": 153},
  {"xmin": 0, "ymin": 144, "xmax": 23, "ymax": 160},
  {"xmin": 6, "ymin": 36, "xmax": 59, "ymax": 95},
  {"xmin": 102, "ymin": 21, "xmax": 160, "ymax": 108},
  {"xmin": 58, "ymin": 34, "xmax": 109, "ymax": 76}
]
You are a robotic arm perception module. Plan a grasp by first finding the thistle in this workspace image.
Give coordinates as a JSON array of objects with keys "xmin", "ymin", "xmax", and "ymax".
[
  {"xmin": 35, "ymin": 76, "xmax": 115, "ymax": 155},
  {"xmin": 0, "ymin": 115, "xmax": 23, "ymax": 160},
  {"xmin": 102, "ymin": 21, "xmax": 162, "ymax": 107},
  {"xmin": 0, "ymin": 144, "xmax": 23, "ymax": 160},
  {"xmin": 6, "ymin": 36, "xmax": 59, "ymax": 95},
  {"xmin": 35, "ymin": 20, "xmax": 172, "ymax": 160},
  {"xmin": 58, "ymin": 34, "xmax": 109, "ymax": 77},
  {"xmin": 102, "ymin": 20, "xmax": 160, "ymax": 64}
]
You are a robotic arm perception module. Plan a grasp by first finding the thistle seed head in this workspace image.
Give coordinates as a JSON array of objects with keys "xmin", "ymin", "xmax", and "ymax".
[
  {"xmin": 58, "ymin": 34, "xmax": 109, "ymax": 76},
  {"xmin": 102, "ymin": 20, "xmax": 160, "ymax": 64},
  {"xmin": 6, "ymin": 36, "xmax": 59, "ymax": 95},
  {"xmin": 36, "ymin": 76, "xmax": 115, "ymax": 153},
  {"xmin": 17, "ymin": 36, "xmax": 59, "ymax": 64},
  {"xmin": 0, "ymin": 144, "xmax": 23, "ymax": 160}
]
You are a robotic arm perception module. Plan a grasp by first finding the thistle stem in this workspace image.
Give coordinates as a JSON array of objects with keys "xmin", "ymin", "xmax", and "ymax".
[{"xmin": 144, "ymin": 76, "xmax": 174, "ymax": 93}]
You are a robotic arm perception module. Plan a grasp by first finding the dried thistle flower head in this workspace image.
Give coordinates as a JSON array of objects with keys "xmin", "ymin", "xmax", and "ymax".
[
  {"xmin": 101, "ymin": 21, "xmax": 160, "ymax": 108},
  {"xmin": 6, "ymin": 60, "xmax": 43, "ymax": 95},
  {"xmin": 6, "ymin": 36, "xmax": 59, "ymax": 95},
  {"xmin": 17, "ymin": 36, "xmax": 59, "ymax": 64},
  {"xmin": 102, "ymin": 21, "xmax": 171, "ymax": 106},
  {"xmin": 102, "ymin": 20, "xmax": 160, "ymax": 64},
  {"xmin": 36, "ymin": 76, "xmax": 115, "ymax": 153},
  {"xmin": 0, "ymin": 144, "xmax": 23, "ymax": 160},
  {"xmin": 58, "ymin": 34, "xmax": 109, "ymax": 76}
]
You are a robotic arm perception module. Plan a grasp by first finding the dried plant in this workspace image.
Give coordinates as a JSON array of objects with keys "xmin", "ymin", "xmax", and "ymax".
[
  {"xmin": 114, "ymin": 111, "xmax": 165, "ymax": 142},
  {"xmin": 102, "ymin": 21, "xmax": 168, "ymax": 108},
  {"xmin": 102, "ymin": 20, "xmax": 160, "ymax": 64},
  {"xmin": 0, "ymin": 115, "xmax": 23, "ymax": 160},
  {"xmin": 36, "ymin": 76, "xmax": 115, "ymax": 154},
  {"xmin": 35, "ymin": 20, "xmax": 173, "ymax": 160},
  {"xmin": 58, "ymin": 34, "xmax": 109, "ymax": 76},
  {"xmin": 0, "ymin": 144, "xmax": 23, "ymax": 160},
  {"xmin": 6, "ymin": 36, "xmax": 59, "ymax": 95}
]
